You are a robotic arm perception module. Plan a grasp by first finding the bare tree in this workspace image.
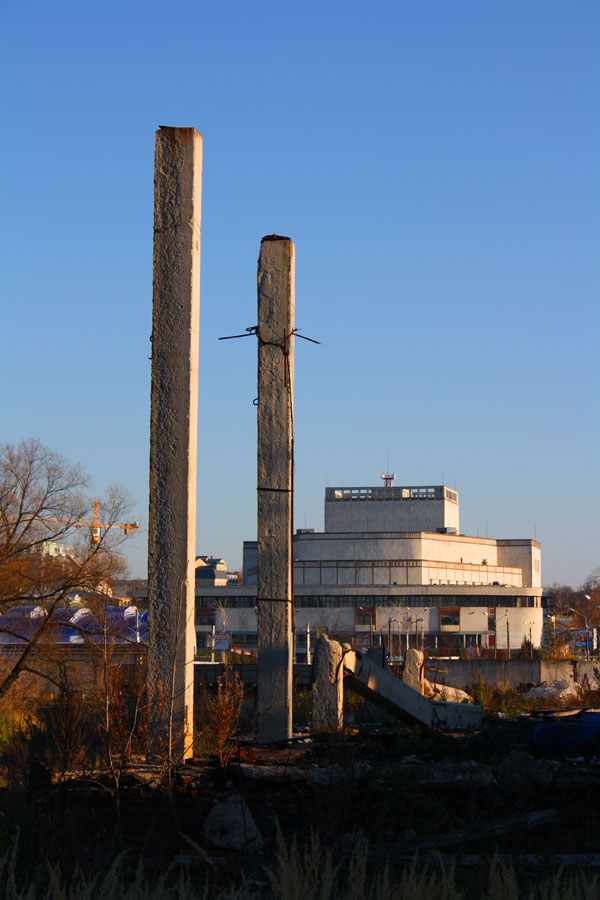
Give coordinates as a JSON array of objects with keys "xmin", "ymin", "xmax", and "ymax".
[
  {"xmin": 544, "ymin": 583, "xmax": 574, "ymax": 616},
  {"xmin": 583, "ymin": 567, "xmax": 600, "ymax": 591},
  {"xmin": 0, "ymin": 438, "xmax": 133, "ymax": 698}
]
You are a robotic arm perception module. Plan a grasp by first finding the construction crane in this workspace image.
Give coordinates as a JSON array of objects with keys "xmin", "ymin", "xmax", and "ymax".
[
  {"xmin": 15, "ymin": 500, "xmax": 141, "ymax": 547},
  {"xmin": 73, "ymin": 500, "xmax": 140, "ymax": 545}
]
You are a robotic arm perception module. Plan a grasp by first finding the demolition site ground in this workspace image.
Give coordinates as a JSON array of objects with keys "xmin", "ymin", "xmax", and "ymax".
[{"xmin": 2, "ymin": 685, "xmax": 600, "ymax": 898}]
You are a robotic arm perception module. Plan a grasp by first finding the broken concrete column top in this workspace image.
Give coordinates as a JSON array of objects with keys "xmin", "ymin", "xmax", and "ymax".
[{"xmin": 403, "ymin": 649, "xmax": 425, "ymax": 694}]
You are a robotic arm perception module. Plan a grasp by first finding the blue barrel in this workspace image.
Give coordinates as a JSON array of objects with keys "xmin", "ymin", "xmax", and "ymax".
[{"xmin": 529, "ymin": 712, "xmax": 600, "ymax": 758}]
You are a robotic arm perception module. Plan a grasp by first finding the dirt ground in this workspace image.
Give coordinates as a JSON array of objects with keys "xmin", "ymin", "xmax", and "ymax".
[{"xmin": 14, "ymin": 712, "xmax": 600, "ymax": 889}]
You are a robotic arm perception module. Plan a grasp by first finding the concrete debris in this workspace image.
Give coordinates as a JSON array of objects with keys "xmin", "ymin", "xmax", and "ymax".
[
  {"xmin": 345, "ymin": 649, "xmax": 483, "ymax": 730},
  {"xmin": 404, "ymin": 648, "xmax": 474, "ymax": 703},
  {"xmin": 416, "ymin": 759, "xmax": 495, "ymax": 788},
  {"xmin": 525, "ymin": 680, "xmax": 580, "ymax": 701},
  {"xmin": 495, "ymin": 750, "xmax": 561, "ymax": 791},
  {"xmin": 233, "ymin": 761, "xmax": 372, "ymax": 784},
  {"xmin": 203, "ymin": 793, "xmax": 264, "ymax": 851},
  {"xmin": 555, "ymin": 764, "xmax": 600, "ymax": 791},
  {"xmin": 401, "ymin": 808, "xmax": 558, "ymax": 852},
  {"xmin": 424, "ymin": 682, "xmax": 474, "ymax": 704}
]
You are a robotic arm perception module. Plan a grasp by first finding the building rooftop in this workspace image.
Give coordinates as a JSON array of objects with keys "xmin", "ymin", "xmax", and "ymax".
[{"xmin": 326, "ymin": 485, "xmax": 459, "ymax": 503}]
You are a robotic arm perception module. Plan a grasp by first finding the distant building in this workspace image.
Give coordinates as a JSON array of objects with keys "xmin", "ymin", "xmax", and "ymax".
[
  {"xmin": 196, "ymin": 481, "xmax": 543, "ymax": 660},
  {"xmin": 194, "ymin": 556, "xmax": 228, "ymax": 587}
]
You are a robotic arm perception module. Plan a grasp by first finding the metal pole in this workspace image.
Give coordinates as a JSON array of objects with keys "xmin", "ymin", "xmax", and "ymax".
[
  {"xmin": 585, "ymin": 616, "xmax": 590, "ymax": 661},
  {"xmin": 529, "ymin": 626, "xmax": 533, "ymax": 659},
  {"xmin": 507, "ymin": 619, "xmax": 510, "ymax": 660}
]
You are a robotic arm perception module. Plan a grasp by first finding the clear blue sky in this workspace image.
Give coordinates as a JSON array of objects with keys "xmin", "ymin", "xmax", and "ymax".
[{"xmin": 1, "ymin": 0, "xmax": 598, "ymax": 586}]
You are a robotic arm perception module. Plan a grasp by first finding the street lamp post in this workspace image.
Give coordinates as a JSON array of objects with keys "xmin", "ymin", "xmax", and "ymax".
[
  {"xmin": 389, "ymin": 617, "xmax": 399, "ymax": 663},
  {"xmin": 483, "ymin": 610, "xmax": 496, "ymax": 658},
  {"xmin": 529, "ymin": 625, "xmax": 533, "ymax": 659},
  {"xmin": 406, "ymin": 616, "xmax": 425, "ymax": 653}
]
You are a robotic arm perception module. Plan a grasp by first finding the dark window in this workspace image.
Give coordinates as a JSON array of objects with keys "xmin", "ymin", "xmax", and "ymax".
[
  {"xmin": 195, "ymin": 609, "xmax": 215, "ymax": 626},
  {"xmin": 356, "ymin": 607, "xmax": 375, "ymax": 626},
  {"xmin": 440, "ymin": 607, "xmax": 459, "ymax": 627}
]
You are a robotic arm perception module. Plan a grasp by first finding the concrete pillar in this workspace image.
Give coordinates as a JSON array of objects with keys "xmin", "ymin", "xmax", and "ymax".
[
  {"xmin": 256, "ymin": 235, "xmax": 295, "ymax": 743},
  {"xmin": 147, "ymin": 127, "xmax": 202, "ymax": 762},
  {"xmin": 312, "ymin": 635, "xmax": 344, "ymax": 732}
]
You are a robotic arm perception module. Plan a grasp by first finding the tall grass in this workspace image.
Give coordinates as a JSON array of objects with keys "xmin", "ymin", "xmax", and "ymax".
[{"xmin": 0, "ymin": 834, "xmax": 598, "ymax": 899}]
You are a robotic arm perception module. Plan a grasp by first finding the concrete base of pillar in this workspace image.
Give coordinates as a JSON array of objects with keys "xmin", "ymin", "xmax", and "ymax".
[{"xmin": 312, "ymin": 635, "xmax": 344, "ymax": 733}]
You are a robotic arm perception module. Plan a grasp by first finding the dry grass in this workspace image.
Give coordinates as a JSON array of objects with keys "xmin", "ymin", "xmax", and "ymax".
[
  {"xmin": 194, "ymin": 669, "xmax": 243, "ymax": 766},
  {"xmin": 0, "ymin": 833, "xmax": 599, "ymax": 899},
  {"xmin": 469, "ymin": 676, "xmax": 599, "ymax": 718}
]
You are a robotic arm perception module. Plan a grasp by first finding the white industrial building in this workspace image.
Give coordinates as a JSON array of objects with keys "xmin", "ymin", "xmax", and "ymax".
[{"xmin": 195, "ymin": 480, "xmax": 543, "ymax": 660}]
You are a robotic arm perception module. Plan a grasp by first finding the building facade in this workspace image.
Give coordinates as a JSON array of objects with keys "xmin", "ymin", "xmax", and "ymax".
[{"xmin": 195, "ymin": 482, "xmax": 543, "ymax": 660}]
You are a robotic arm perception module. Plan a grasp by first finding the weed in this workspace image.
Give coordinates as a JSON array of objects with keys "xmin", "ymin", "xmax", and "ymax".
[{"xmin": 194, "ymin": 669, "xmax": 243, "ymax": 766}]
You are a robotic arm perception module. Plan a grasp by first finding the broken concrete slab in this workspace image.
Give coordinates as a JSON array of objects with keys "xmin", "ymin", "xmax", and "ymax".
[
  {"xmin": 232, "ymin": 761, "xmax": 372, "ymax": 785},
  {"xmin": 555, "ymin": 764, "xmax": 600, "ymax": 791},
  {"xmin": 424, "ymin": 682, "xmax": 474, "ymax": 704},
  {"xmin": 495, "ymin": 750, "xmax": 561, "ymax": 791},
  {"xmin": 416, "ymin": 759, "xmax": 496, "ymax": 788},
  {"xmin": 203, "ymin": 793, "xmax": 263, "ymax": 851},
  {"xmin": 401, "ymin": 808, "xmax": 558, "ymax": 852},
  {"xmin": 525, "ymin": 680, "xmax": 580, "ymax": 701},
  {"xmin": 344, "ymin": 648, "xmax": 483, "ymax": 731}
]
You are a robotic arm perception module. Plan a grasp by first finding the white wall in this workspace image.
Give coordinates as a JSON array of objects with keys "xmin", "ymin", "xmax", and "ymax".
[{"xmin": 324, "ymin": 496, "xmax": 459, "ymax": 533}]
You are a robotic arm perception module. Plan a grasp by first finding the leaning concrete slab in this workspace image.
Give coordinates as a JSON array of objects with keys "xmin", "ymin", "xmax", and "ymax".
[
  {"xmin": 256, "ymin": 235, "xmax": 295, "ymax": 743},
  {"xmin": 148, "ymin": 126, "xmax": 202, "ymax": 762},
  {"xmin": 343, "ymin": 648, "xmax": 482, "ymax": 731}
]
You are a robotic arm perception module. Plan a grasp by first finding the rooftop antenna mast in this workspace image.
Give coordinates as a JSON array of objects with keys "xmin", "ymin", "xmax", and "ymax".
[{"xmin": 380, "ymin": 471, "xmax": 396, "ymax": 488}]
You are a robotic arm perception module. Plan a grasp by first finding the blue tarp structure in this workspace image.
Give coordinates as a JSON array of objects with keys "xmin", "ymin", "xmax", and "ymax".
[{"xmin": 0, "ymin": 605, "xmax": 147, "ymax": 645}]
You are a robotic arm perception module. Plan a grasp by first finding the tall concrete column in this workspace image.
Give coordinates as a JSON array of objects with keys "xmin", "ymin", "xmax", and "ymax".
[
  {"xmin": 148, "ymin": 127, "xmax": 202, "ymax": 762},
  {"xmin": 256, "ymin": 235, "xmax": 295, "ymax": 743}
]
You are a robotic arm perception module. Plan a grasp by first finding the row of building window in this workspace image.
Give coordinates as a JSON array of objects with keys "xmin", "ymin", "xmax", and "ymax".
[
  {"xmin": 196, "ymin": 595, "xmax": 538, "ymax": 612},
  {"xmin": 198, "ymin": 632, "xmax": 496, "ymax": 651},
  {"xmin": 295, "ymin": 559, "xmax": 512, "ymax": 569}
]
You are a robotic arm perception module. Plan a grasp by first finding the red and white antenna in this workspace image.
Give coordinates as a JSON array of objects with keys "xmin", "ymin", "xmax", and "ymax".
[{"xmin": 380, "ymin": 472, "xmax": 396, "ymax": 488}]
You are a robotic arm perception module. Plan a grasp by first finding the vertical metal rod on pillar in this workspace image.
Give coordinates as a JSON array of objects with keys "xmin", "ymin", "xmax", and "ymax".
[
  {"xmin": 148, "ymin": 126, "xmax": 202, "ymax": 763},
  {"xmin": 256, "ymin": 235, "xmax": 295, "ymax": 743}
]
